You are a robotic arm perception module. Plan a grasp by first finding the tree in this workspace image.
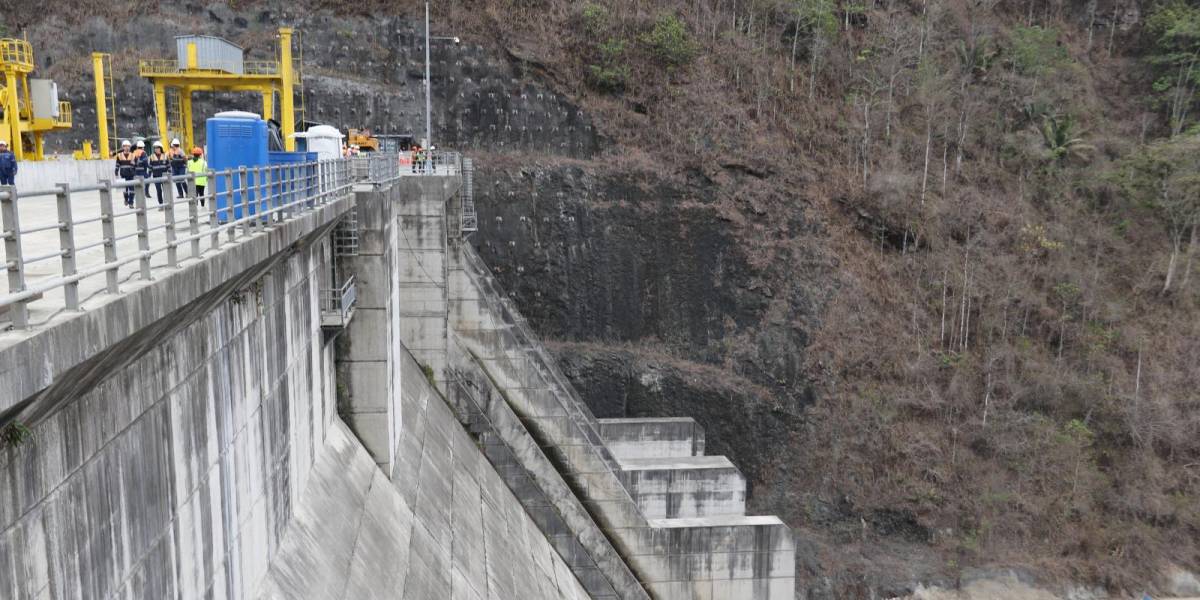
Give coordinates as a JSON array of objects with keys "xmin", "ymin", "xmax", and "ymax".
[
  {"xmin": 1037, "ymin": 114, "xmax": 1094, "ymax": 163},
  {"xmin": 1146, "ymin": 1, "xmax": 1200, "ymax": 136},
  {"xmin": 789, "ymin": 0, "xmax": 837, "ymax": 99},
  {"xmin": 1115, "ymin": 135, "xmax": 1200, "ymax": 294}
]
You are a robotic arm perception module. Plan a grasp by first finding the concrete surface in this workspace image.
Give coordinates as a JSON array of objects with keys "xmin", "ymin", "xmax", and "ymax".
[
  {"xmin": 0, "ymin": 228, "xmax": 339, "ymax": 599},
  {"xmin": 13, "ymin": 158, "xmax": 112, "ymax": 191},
  {"xmin": 258, "ymin": 371, "xmax": 591, "ymax": 600},
  {"xmin": 599, "ymin": 417, "xmax": 705, "ymax": 460},
  {"xmin": 0, "ymin": 188, "xmax": 354, "ymax": 417}
]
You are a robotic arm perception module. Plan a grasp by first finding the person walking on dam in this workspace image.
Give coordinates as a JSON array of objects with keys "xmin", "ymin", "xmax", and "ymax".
[
  {"xmin": 168, "ymin": 139, "xmax": 188, "ymax": 197},
  {"xmin": 114, "ymin": 140, "xmax": 137, "ymax": 208},
  {"xmin": 0, "ymin": 140, "xmax": 17, "ymax": 186},
  {"xmin": 188, "ymin": 147, "xmax": 207, "ymax": 206},
  {"xmin": 148, "ymin": 141, "xmax": 171, "ymax": 205},
  {"xmin": 133, "ymin": 140, "xmax": 150, "ymax": 198}
]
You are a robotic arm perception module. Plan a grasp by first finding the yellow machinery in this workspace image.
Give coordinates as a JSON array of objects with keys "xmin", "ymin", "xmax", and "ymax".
[
  {"xmin": 139, "ymin": 28, "xmax": 299, "ymax": 152},
  {"xmin": 346, "ymin": 129, "xmax": 380, "ymax": 152},
  {"xmin": 1, "ymin": 38, "xmax": 73, "ymax": 160}
]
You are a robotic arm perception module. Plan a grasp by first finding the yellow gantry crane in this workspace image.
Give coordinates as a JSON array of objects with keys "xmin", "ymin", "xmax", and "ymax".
[
  {"xmin": 137, "ymin": 28, "xmax": 299, "ymax": 152},
  {"xmin": 1, "ymin": 38, "xmax": 73, "ymax": 160}
]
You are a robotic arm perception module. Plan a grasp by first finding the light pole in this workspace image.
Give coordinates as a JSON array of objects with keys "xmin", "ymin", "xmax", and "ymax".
[{"xmin": 423, "ymin": 2, "xmax": 459, "ymax": 149}]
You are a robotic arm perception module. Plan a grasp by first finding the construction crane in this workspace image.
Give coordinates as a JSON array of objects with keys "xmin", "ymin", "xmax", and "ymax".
[
  {"xmin": 0, "ymin": 38, "xmax": 73, "ymax": 160},
  {"xmin": 138, "ymin": 28, "xmax": 300, "ymax": 152}
]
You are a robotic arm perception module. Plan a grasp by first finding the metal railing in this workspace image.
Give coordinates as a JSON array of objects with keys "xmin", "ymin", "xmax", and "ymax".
[
  {"xmin": 54, "ymin": 101, "xmax": 72, "ymax": 127},
  {"xmin": 461, "ymin": 157, "xmax": 477, "ymax": 233},
  {"xmin": 320, "ymin": 275, "xmax": 357, "ymax": 328},
  {"xmin": 0, "ymin": 39, "xmax": 33, "ymax": 71},
  {"xmin": 350, "ymin": 150, "xmax": 463, "ymax": 183},
  {"xmin": 0, "ymin": 159, "xmax": 353, "ymax": 330},
  {"xmin": 138, "ymin": 58, "xmax": 297, "ymax": 81}
]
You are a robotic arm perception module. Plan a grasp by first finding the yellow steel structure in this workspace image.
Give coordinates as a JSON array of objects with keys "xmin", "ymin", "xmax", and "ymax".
[
  {"xmin": 139, "ymin": 28, "xmax": 298, "ymax": 151},
  {"xmin": 91, "ymin": 52, "xmax": 116, "ymax": 157},
  {"xmin": 1, "ymin": 38, "xmax": 73, "ymax": 160}
]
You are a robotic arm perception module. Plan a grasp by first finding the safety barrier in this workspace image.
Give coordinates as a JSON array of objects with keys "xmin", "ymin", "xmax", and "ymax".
[
  {"xmin": 0, "ymin": 159, "xmax": 353, "ymax": 330},
  {"xmin": 349, "ymin": 150, "xmax": 463, "ymax": 183},
  {"xmin": 320, "ymin": 275, "xmax": 357, "ymax": 329}
]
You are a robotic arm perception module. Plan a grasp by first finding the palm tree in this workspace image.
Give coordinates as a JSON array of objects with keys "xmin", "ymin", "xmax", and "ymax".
[{"xmin": 1038, "ymin": 114, "xmax": 1095, "ymax": 162}]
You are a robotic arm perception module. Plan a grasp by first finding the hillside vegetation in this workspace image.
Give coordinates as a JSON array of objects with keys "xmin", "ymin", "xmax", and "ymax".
[{"xmin": 427, "ymin": 0, "xmax": 1200, "ymax": 590}]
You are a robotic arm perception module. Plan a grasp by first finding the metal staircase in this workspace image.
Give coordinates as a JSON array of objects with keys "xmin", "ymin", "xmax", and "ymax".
[{"xmin": 460, "ymin": 157, "xmax": 477, "ymax": 233}]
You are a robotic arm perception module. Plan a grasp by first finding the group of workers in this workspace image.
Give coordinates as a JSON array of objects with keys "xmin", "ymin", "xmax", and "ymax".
[{"xmin": 113, "ymin": 139, "xmax": 208, "ymax": 208}]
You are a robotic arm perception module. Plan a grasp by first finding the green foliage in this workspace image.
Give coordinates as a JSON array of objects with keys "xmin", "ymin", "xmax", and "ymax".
[
  {"xmin": 1009, "ymin": 25, "xmax": 1069, "ymax": 76},
  {"xmin": 1145, "ymin": 1, "xmax": 1200, "ymax": 133},
  {"xmin": 1037, "ymin": 114, "xmax": 1094, "ymax": 162},
  {"xmin": 956, "ymin": 38, "xmax": 998, "ymax": 77},
  {"xmin": 2, "ymin": 421, "xmax": 32, "ymax": 449},
  {"xmin": 792, "ymin": 0, "xmax": 838, "ymax": 42},
  {"xmin": 588, "ymin": 38, "xmax": 630, "ymax": 91},
  {"xmin": 1061, "ymin": 418, "xmax": 1095, "ymax": 447},
  {"xmin": 422, "ymin": 363, "xmax": 437, "ymax": 388},
  {"xmin": 581, "ymin": 3, "xmax": 610, "ymax": 36},
  {"xmin": 641, "ymin": 13, "xmax": 697, "ymax": 68},
  {"xmin": 1113, "ymin": 136, "xmax": 1200, "ymax": 234},
  {"xmin": 1053, "ymin": 281, "xmax": 1081, "ymax": 302}
]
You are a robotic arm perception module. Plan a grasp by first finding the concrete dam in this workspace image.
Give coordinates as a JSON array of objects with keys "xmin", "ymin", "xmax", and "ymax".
[{"xmin": 0, "ymin": 157, "xmax": 795, "ymax": 598}]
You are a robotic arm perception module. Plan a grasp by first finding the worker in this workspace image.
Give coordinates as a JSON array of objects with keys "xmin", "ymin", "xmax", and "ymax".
[
  {"xmin": 114, "ymin": 140, "xmax": 138, "ymax": 207},
  {"xmin": 147, "ymin": 141, "xmax": 170, "ymax": 205},
  {"xmin": 168, "ymin": 139, "xmax": 188, "ymax": 197},
  {"xmin": 410, "ymin": 143, "xmax": 423, "ymax": 173},
  {"xmin": 187, "ymin": 147, "xmax": 207, "ymax": 207},
  {"xmin": 133, "ymin": 140, "xmax": 150, "ymax": 197},
  {"xmin": 0, "ymin": 140, "xmax": 17, "ymax": 186}
]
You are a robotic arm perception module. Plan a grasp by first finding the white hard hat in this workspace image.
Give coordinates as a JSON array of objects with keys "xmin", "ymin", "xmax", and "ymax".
[
  {"xmin": 171, "ymin": 138, "xmax": 180, "ymax": 146},
  {"xmin": 121, "ymin": 140, "xmax": 131, "ymax": 147},
  {"xmin": 153, "ymin": 140, "xmax": 163, "ymax": 148},
  {"xmin": 0, "ymin": 139, "xmax": 7, "ymax": 146},
  {"xmin": 136, "ymin": 140, "xmax": 145, "ymax": 148}
]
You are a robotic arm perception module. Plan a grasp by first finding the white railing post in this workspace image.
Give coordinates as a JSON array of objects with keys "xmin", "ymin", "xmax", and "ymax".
[
  {"xmin": 134, "ymin": 177, "xmax": 152, "ymax": 280},
  {"xmin": 1, "ymin": 185, "xmax": 28, "ymax": 328},
  {"xmin": 239, "ymin": 167, "xmax": 251, "ymax": 236},
  {"xmin": 98, "ymin": 180, "xmax": 120, "ymax": 294},
  {"xmin": 187, "ymin": 175, "xmax": 201, "ymax": 259},
  {"xmin": 55, "ymin": 183, "xmax": 80, "ymax": 310},
  {"xmin": 163, "ymin": 176, "xmax": 178, "ymax": 268}
]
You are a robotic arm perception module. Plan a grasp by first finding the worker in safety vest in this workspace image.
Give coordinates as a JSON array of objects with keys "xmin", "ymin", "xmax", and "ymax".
[
  {"xmin": 187, "ymin": 147, "xmax": 208, "ymax": 206},
  {"xmin": 168, "ymin": 139, "xmax": 189, "ymax": 197},
  {"xmin": 410, "ymin": 143, "xmax": 423, "ymax": 173},
  {"xmin": 0, "ymin": 140, "xmax": 17, "ymax": 186},
  {"xmin": 133, "ymin": 140, "xmax": 150, "ymax": 197},
  {"xmin": 114, "ymin": 140, "xmax": 138, "ymax": 207},
  {"xmin": 147, "ymin": 141, "xmax": 170, "ymax": 205}
]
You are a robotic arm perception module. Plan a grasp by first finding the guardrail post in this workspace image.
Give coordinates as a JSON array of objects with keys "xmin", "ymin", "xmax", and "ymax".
[
  {"xmin": 55, "ymin": 183, "xmax": 80, "ymax": 310},
  {"xmin": 239, "ymin": 167, "xmax": 251, "ymax": 236},
  {"xmin": 99, "ymin": 180, "xmax": 120, "ymax": 294},
  {"xmin": 261, "ymin": 165, "xmax": 273, "ymax": 224},
  {"xmin": 134, "ymin": 178, "xmax": 152, "ymax": 280},
  {"xmin": 187, "ymin": 175, "xmax": 200, "ymax": 259},
  {"xmin": 208, "ymin": 171, "xmax": 221, "ymax": 251},
  {"xmin": 1, "ymin": 185, "xmax": 28, "ymax": 329},
  {"xmin": 224, "ymin": 170, "xmax": 236, "ymax": 243},
  {"xmin": 163, "ymin": 176, "xmax": 177, "ymax": 268}
]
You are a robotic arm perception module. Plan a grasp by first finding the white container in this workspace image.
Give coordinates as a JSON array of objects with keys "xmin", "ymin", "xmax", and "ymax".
[
  {"xmin": 30, "ymin": 80, "xmax": 59, "ymax": 119},
  {"xmin": 176, "ymin": 35, "xmax": 244, "ymax": 74},
  {"xmin": 291, "ymin": 125, "xmax": 344, "ymax": 160}
]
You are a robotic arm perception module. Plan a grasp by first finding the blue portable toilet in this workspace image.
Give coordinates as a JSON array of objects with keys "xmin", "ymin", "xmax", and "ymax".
[
  {"xmin": 206, "ymin": 111, "xmax": 269, "ymax": 222},
  {"xmin": 268, "ymin": 151, "xmax": 318, "ymax": 212}
]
